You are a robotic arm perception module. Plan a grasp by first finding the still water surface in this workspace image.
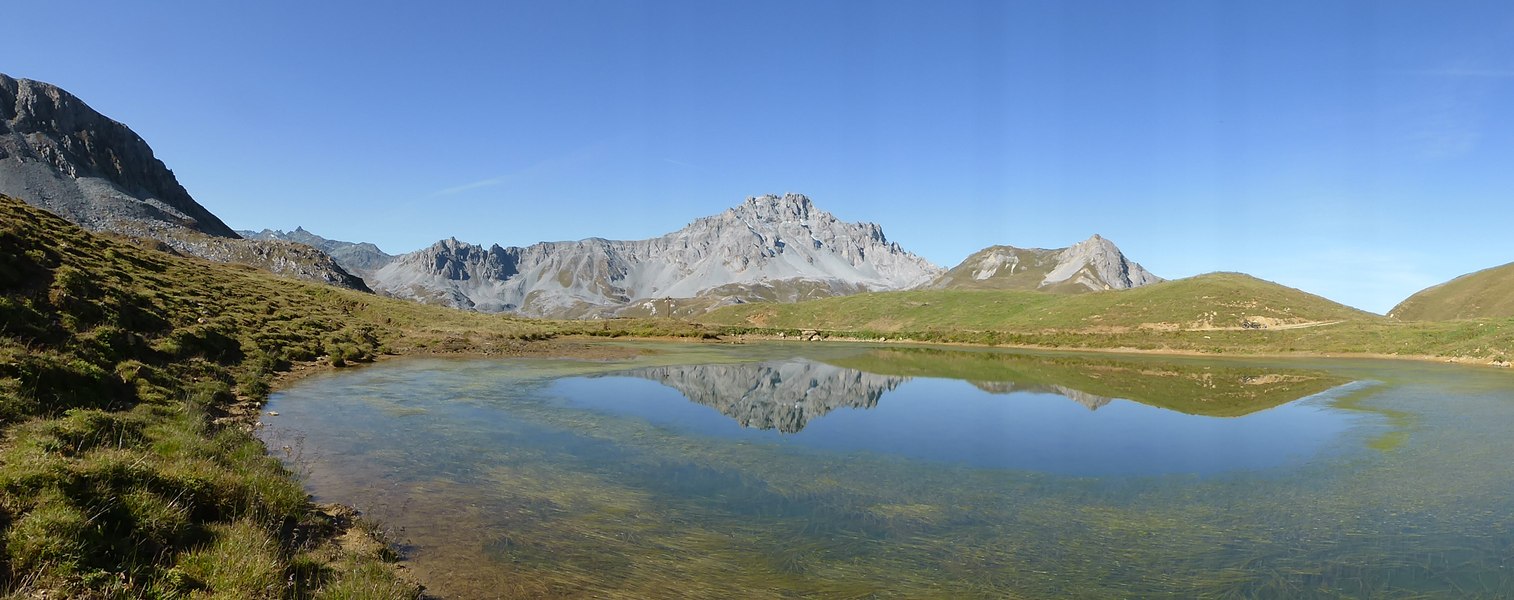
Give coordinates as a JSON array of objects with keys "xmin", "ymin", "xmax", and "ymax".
[{"xmin": 261, "ymin": 343, "xmax": 1514, "ymax": 598}]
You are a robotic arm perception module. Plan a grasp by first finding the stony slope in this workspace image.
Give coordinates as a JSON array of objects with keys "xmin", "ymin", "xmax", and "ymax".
[
  {"xmin": 1389, "ymin": 261, "xmax": 1514, "ymax": 321},
  {"xmin": 239, "ymin": 227, "xmax": 395, "ymax": 278},
  {"xmin": 0, "ymin": 73, "xmax": 234, "ymax": 236},
  {"xmin": 371, "ymin": 193, "xmax": 942, "ymax": 317},
  {"xmin": 929, "ymin": 235, "xmax": 1162, "ymax": 293},
  {"xmin": 0, "ymin": 73, "xmax": 365, "ymax": 290}
]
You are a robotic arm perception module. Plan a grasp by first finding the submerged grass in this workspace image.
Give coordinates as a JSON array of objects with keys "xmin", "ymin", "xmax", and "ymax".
[
  {"xmin": 271, "ymin": 353, "xmax": 1514, "ymax": 598},
  {"xmin": 0, "ymin": 196, "xmax": 717, "ymax": 596}
]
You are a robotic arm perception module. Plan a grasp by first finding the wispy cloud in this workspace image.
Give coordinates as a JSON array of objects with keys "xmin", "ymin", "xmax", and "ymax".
[
  {"xmin": 1402, "ymin": 68, "xmax": 1514, "ymax": 79},
  {"xmin": 433, "ymin": 176, "xmax": 514, "ymax": 196},
  {"xmin": 662, "ymin": 157, "xmax": 695, "ymax": 168},
  {"xmin": 1390, "ymin": 62, "xmax": 1512, "ymax": 159},
  {"xmin": 428, "ymin": 141, "xmax": 612, "ymax": 197},
  {"xmin": 1410, "ymin": 88, "xmax": 1483, "ymax": 159}
]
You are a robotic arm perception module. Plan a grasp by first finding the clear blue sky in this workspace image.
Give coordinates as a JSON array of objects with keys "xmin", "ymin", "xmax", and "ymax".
[{"xmin": 9, "ymin": 1, "xmax": 1514, "ymax": 313}]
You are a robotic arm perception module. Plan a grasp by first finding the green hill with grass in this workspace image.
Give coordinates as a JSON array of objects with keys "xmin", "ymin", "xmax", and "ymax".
[
  {"xmin": 0, "ymin": 195, "xmax": 709, "ymax": 597},
  {"xmin": 700, "ymin": 273, "xmax": 1514, "ymax": 362},
  {"xmin": 1390, "ymin": 261, "xmax": 1514, "ymax": 321},
  {"xmin": 703, "ymin": 272, "xmax": 1376, "ymax": 333}
]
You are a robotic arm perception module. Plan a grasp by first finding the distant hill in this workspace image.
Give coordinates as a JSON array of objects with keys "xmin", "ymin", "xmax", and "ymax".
[
  {"xmin": 1390, "ymin": 261, "xmax": 1514, "ymax": 321},
  {"xmin": 0, "ymin": 73, "xmax": 366, "ymax": 290},
  {"xmin": 369, "ymin": 193, "xmax": 942, "ymax": 316},
  {"xmin": 700, "ymin": 272, "xmax": 1377, "ymax": 333},
  {"xmin": 238, "ymin": 227, "xmax": 394, "ymax": 278},
  {"xmin": 929, "ymin": 235, "xmax": 1161, "ymax": 293}
]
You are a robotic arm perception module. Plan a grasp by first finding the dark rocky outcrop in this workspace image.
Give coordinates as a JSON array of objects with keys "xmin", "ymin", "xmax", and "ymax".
[
  {"xmin": 0, "ymin": 73, "xmax": 234, "ymax": 237},
  {"xmin": 0, "ymin": 73, "xmax": 366, "ymax": 291}
]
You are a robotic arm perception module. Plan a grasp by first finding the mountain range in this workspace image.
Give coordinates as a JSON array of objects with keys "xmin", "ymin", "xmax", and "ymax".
[
  {"xmin": 238, "ymin": 226, "xmax": 395, "ymax": 279},
  {"xmin": 365, "ymin": 193, "xmax": 946, "ymax": 317},
  {"xmin": 261, "ymin": 195, "xmax": 1162, "ymax": 318},
  {"xmin": 0, "ymin": 72, "xmax": 1173, "ymax": 318},
  {"xmin": 16, "ymin": 71, "xmax": 1512, "ymax": 322}
]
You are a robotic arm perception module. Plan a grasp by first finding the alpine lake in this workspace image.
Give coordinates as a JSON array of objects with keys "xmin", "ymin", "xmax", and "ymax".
[{"xmin": 259, "ymin": 341, "xmax": 1514, "ymax": 598}]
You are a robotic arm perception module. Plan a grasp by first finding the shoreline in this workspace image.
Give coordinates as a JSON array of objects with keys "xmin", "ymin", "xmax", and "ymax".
[
  {"xmin": 717, "ymin": 332, "xmax": 1514, "ymax": 369},
  {"xmin": 250, "ymin": 335, "xmax": 699, "ymax": 598},
  {"xmin": 253, "ymin": 330, "xmax": 1508, "ymax": 597}
]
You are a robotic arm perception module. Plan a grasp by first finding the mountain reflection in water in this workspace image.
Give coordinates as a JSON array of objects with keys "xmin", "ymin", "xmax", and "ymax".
[
  {"xmin": 613, "ymin": 361, "xmax": 905, "ymax": 433},
  {"xmin": 260, "ymin": 345, "xmax": 1507, "ymax": 598},
  {"xmin": 599, "ymin": 348, "xmax": 1351, "ymax": 434}
]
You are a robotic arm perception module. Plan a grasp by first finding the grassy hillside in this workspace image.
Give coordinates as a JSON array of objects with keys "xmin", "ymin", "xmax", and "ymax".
[
  {"xmin": 702, "ymin": 273, "xmax": 1514, "ymax": 362},
  {"xmin": 705, "ymin": 272, "xmax": 1374, "ymax": 332},
  {"xmin": 0, "ymin": 195, "xmax": 711, "ymax": 597},
  {"xmin": 1390, "ymin": 261, "xmax": 1514, "ymax": 321}
]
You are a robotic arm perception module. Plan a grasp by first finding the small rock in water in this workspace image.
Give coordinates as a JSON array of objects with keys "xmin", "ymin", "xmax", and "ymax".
[{"xmin": 266, "ymin": 411, "xmax": 280, "ymax": 416}]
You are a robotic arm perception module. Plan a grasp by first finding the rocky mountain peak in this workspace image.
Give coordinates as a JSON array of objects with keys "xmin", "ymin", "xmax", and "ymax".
[
  {"xmin": 0, "ymin": 73, "xmax": 236, "ymax": 237},
  {"xmin": 2, "ymin": 73, "xmax": 369, "ymax": 291},
  {"xmin": 1059, "ymin": 235, "xmax": 1121, "ymax": 266},
  {"xmin": 716, "ymin": 193, "xmax": 824, "ymax": 231},
  {"xmin": 371, "ymin": 193, "xmax": 943, "ymax": 316},
  {"xmin": 1047, "ymin": 234, "xmax": 1161, "ymax": 291}
]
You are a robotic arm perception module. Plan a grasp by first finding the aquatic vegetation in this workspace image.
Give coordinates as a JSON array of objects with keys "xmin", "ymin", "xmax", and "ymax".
[{"xmin": 263, "ymin": 345, "xmax": 1514, "ymax": 598}]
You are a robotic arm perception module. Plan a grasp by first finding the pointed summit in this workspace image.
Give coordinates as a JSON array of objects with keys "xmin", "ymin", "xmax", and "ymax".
[
  {"xmin": 1045, "ymin": 235, "xmax": 1162, "ymax": 291},
  {"xmin": 733, "ymin": 193, "xmax": 818, "ymax": 222},
  {"xmin": 930, "ymin": 235, "xmax": 1161, "ymax": 293}
]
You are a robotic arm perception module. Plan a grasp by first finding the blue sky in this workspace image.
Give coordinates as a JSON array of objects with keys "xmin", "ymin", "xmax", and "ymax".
[{"xmin": 9, "ymin": 1, "xmax": 1514, "ymax": 313}]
